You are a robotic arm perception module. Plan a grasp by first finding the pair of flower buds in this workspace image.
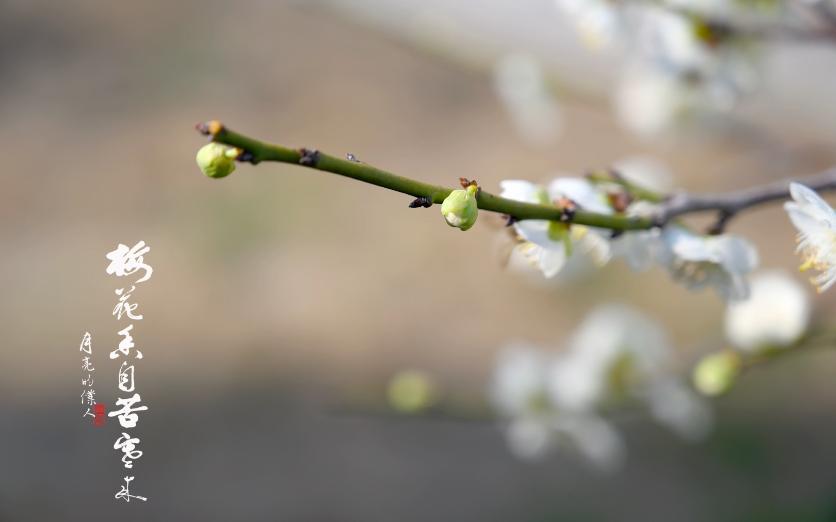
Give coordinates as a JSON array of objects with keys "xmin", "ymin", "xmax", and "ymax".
[{"xmin": 196, "ymin": 142, "xmax": 481, "ymax": 231}]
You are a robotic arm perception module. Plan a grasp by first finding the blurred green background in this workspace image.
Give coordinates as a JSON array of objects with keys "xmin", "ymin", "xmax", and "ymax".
[{"xmin": 1, "ymin": 0, "xmax": 835, "ymax": 520}]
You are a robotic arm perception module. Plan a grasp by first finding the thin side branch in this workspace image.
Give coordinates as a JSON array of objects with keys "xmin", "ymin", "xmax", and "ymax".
[
  {"xmin": 658, "ymin": 167, "xmax": 836, "ymax": 233},
  {"xmin": 196, "ymin": 121, "xmax": 836, "ymax": 233}
]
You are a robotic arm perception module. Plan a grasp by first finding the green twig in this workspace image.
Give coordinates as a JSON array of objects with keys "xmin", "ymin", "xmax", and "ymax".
[
  {"xmin": 196, "ymin": 120, "xmax": 653, "ymax": 231},
  {"xmin": 195, "ymin": 120, "xmax": 836, "ymax": 232}
]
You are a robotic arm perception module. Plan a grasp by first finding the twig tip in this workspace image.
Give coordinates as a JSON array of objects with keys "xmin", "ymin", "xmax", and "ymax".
[{"xmin": 196, "ymin": 120, "xmax": 225, "ymax": 138}]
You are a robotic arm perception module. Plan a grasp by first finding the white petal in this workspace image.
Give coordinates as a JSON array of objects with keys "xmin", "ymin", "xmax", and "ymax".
[
  {"xmin": 612, "ymin": 156, "xmax": 673, "ymax": 193},
  {"xmin": 725, "ymin": 270, "xmax": 811, "ymax": 352},
  {"xmin": 547, "ymin": 177, "xmax": 612, "ymax": 214},
  {"xmin": 785, "ymin": 202, "xmax": 832, "ymax": 235},
  {"xmin": 789, "ymin": 183, "xmax": 836, "ymax": 226},
  {"xmin": 647, "ymin": 378, "xmax": 713, "ymax": 442},
  {"xmin": 500, "ymin": 180, "xmax": 545, "ymax": 204},
  {"xmin": 664, "ymin": 227, "xmax": 716, "ymax": 262},
  {"xmin": 491, "ymin": 345, "xmax": 550, "ymax": 417},
  {"xmin": 715, "ymin": 236, "xmax": 759, "ymax": 274},
  {"xmin": 554, "ymin": 414, "xmax": 626, "ymax": 473},
  {"xmin": 506, "ymin": 416, "xmax": 553, "ymax": 460},
  {"xmin": 538, "ymin": 246, "xmax": 568, "ymax": 278}
]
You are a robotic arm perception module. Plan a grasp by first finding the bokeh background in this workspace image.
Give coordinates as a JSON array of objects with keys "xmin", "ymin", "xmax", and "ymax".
[{"xmin": 1, "ymin": 0, "xmax": 835, "ymax": 520}]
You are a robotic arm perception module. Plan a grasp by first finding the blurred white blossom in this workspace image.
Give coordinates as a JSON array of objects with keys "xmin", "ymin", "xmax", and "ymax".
[
  {"xmin": 490, "ymin": 344, "xmax": 625, "ymax": 469},
  {"xmin": 604, "ymin": 158, "xmax": 672, "ymax": 271},
  {"xmin": 784, "ymin": 182, "xmax": 836, "ymax": 292},
  {"xmin": 500, "ymin": 178, "xmax": 613, "ymax": 278},
  {"xmin": 554, "ymin": 0, "xmax": 625, "ymax": 49},
  {"xmin": 725, "ymin": 270, "xmax": 811, "ymax": 352},
  {"xmin": 610, "ymin": 200, "xmax": 666, "ymax": 272},
  {"xmin": 615, "ymin": 65, "xmax": 689, "ymax": 137},
  {"xmin": 549, "ymin": 305, "xmax": 712, "ymax": 441},
  {"xmin": 491, "ymin": 345, "xmax": 551, "ymax": 419},
  {"xmin": 548, "ymin": 305, "xmax": 672, "ymax": 412},
  {"xmin": 647, "ymin": 377, "xmax": 713, "ymax": 441},
  {"xmin": 612, "ymin": 156, "xmax": 674, "ymax": 194},
  {"xmin": 493, "ymin": 54, "xmax": 563, "ymax": 147},
  {"xmin": 614, "ymin": 62, "xmax": 750, "ymax": 137},
  {"xmin": 637, "ymin": 7, "xmax": 713, "ymax": 71},
  {"xmin": 659, "ymin": 226, "xmax": 759, "ymax": 300},
  {"xmin": 505, "ymin": 415, "xmax": 553, "ymax": 460},
  {"xmin": 550, "ymin": 413, "xmax": 626, "ymax": 472},
  {"xmin": 612, "ymin": 227, "xmax": 664, "ymax": 272},
  {"xmin": 491, "ymin": 305, "xmax": 712, "ymax": 468},
  {"xmin": 554, "ymin": 0, "xmax": 764, "ymax": 136}
]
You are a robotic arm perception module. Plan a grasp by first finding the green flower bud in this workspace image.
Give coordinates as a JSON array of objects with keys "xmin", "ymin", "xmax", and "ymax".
[
  {"xmin": 693, "ymin": 350, "xmax": 741, "ymax": 397},
  {"xmin": 387, "ymin": 370, "xmax": 437, "ymax": 414},
  {"xmin": 441, "ymin": 184, "xmax": 479, "ymax": 231},
  {"xmin": 196, "ymin": 142, "xmax": 239, "ymax": 179}
]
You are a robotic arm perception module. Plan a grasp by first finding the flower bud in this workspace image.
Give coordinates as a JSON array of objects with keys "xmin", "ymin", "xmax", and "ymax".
[
  {"xmin": 693, "ymin": 351, "xmax": 741, "ymax": 397},
  {"xmin": 387, "ymin": 370, "xmax": 438, "ymax": 414},
  {"xmin": 441, "ymin": 184, "xmax": 479, "ymax": 231},
  {"xmin": 196, "ymin": 142, "xmax": 239, "ymax": 179}
]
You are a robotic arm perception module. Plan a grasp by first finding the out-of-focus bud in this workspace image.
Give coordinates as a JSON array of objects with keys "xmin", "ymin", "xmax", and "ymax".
[
  {"xmin": 693, "ymin": 351, "xmax": 741, "ymax": 397},
  {"xmin": 196, "ymin": 142, "xmax": 239, "ymax": 179},
  {"xmin": 441, "ymin": 184, "xmax": 479, "ymax": 231},
  {"xmin": 387, "ymin": 370, "xmax": 438, "ymax": 414}
]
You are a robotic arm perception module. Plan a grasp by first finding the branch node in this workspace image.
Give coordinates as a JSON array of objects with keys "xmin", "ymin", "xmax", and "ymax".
[
  {"xmin": 346, "ymin": 153, "xmax": 360, "ymax": 162},
  {"xmin": 298, "ymin": 148, "xmax": 320, "ymax": 167},
  {"xmin": 408, "ymin": 196, "xmax": 433, "ymax": 208},
  {"xmin": 557, "ymin": 197, "xmax": 577, "ymax": 222},
  {"xmin": 707, "ymin": 209, "xmax": 735, "ymax": 235},
  {"xmin": 195, "ymin": 120, "xmax": 224, "ymax": 138},
  {"xmin": 607, "ymin": 191, "xmax": 631, "ymax": 213},
  {"xmin": 237, "ymin": 150, "xmax": 257, "ymax": 164}
]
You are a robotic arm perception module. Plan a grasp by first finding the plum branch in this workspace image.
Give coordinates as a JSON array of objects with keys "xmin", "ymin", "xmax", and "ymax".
[
  {"xmin": 658, "ymin": 167, "xmax": 836, "ymax": 233},
  {"xmin": 195, "ymin": 120, "xmax": 836, "ymax": 233}
]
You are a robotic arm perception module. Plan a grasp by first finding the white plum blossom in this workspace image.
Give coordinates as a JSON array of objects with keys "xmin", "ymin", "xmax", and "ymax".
[
  {"xmin": 490, "ymin": 344, "xmax": 625, "ymax": 469},
  {"xmin": 646, "ymin": 377, "xmax": 713, "ymax": 441},
  {"xmin": 636, "ymin": 5, "xmax": 758, "ymax": 88},
  {"xmin": 601, "ymin": 4, "xmax": 759, "ymax": 137},
  {"xmin": 612, "ymin": 226, "xmax": 664, "ymax": 272},
  {"xmin": 548, "ymin": 413, "xmax": 626, "ymax": 472},
  {"xmin": 610, "ymin": 200, "xmax": 666, "ymax": 272},
  {"xmin": 504, "ymin": 415, "xmax": 553, "ymax": 461},
  {"xmin": 553, "ymin": 0, "xmax": 767, "ymax": 137},
  {"xmin": 490, "ymin": 346, "xmax": 557, "ymax": 461},
  {"xmin": 725, "ymin": 270, "xmax": 811, "ymax": 352},
  {"xmin": 637, "ymin": 7, "xmax": 713, "ymax": 72},
  {"xmin": 615, "ymin": 65, "xmax": 689, "ymax": 137},
  {"xmin": 659, "ymin": 226, "xmax": 759, "ymax": 301},
  {"xmin": 547, "ymin": 304, "xmax": 672, "ymax": 412},
  {"xmin": 666, "ymin": 0, "xmax": 785, "ymax": 21},
  {"xmin": 604, "ymin": 158, "xmax": 672, "ymax": 271},
  {"xmin": 490, "ymin": 345, "xmax": 551, "ymax": 419},
  {"xmin": 548, "ymin": 304, "xmax": 712, "ymax": 442},
  {"xmin": 493, "ymin": 54, "xmax": 563, "ymax": 147},
  {"xmin": 784, "ymin": 182, "xmax": 836, "ymax": 292},
  {"xmin": 554, "ymin": 0, "xmax": 625, "ymax": 49},
  {"xmin": 614, "ymin": 61, "xmax": 750, "ymax": 137},
  {"xmin": 612, "ymin": 156, "xmax": 674, "ymax": 194},
  {"xmin": 491, "ymin": 305, "xmax": 713, "ymax": 467},
  {"xmin": 500, "ymin": 177, "xmax": 613, "ymax": 278}
]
